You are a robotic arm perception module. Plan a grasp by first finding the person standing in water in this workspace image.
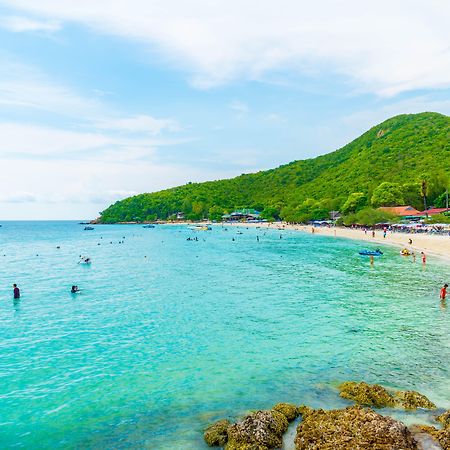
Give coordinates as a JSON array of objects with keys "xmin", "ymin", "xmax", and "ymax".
[
  {"xmin": 13, "ymin": 284, "xmax": 20, "ymax": 299},
  {"xmin": 421, "ymin": 251, "xmax": 427, "ymax": 264},
  {"xmin": 440, "ymin": 284, "xmax": 448, "ymax": 301}
]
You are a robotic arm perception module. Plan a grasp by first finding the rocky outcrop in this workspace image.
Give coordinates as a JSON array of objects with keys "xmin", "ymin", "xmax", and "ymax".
[
  {"xmin": 272, "ymin": 403, "xmax": 299, "ymax": 422},
  {"xmin": 416, "ymin": 425, "xmax": 450, "ymax": 450},
  {"xmin": 437, "ymin": 411, "xmax": 450, "ymax": 429},
  {"xmin": 204, "ymin": 419, "xmax": 231, "ymax": 447},
  {"xmin": 339, "ymin": 381, "xmax": 436, "ymax": 410},
  {"xmin": 339, "ymin": 381, "xmax": 396, "ymax": 407},
  {"xmin": 295, "ymin": 405, "xmax": 418, "ymax": 449},
  {"xmin": 394, "ymin": 391, "xmax": 437, "ymax": 410},
  {"xmin": 225, "ymin": 410, "xmax": 288, "ymax": 450}
]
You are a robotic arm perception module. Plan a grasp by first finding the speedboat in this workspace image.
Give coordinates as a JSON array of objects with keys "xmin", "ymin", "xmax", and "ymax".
[
  {"xmin": 84, "ymin": 226, "xmax": 94, "ymax": 230},
  {"xmin": 143, "ymin": 224, "xmax": 155, "ymax": 228},
  {"xmin": 189, "ymin": 225, "xmax": 212, "ymax": 231},
  {"xmin": 359, "ymin": 249, "xmax": 383, "ymax": 256}
]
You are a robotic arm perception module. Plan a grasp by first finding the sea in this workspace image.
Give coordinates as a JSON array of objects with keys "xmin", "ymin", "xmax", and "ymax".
[{"xmin": 0, "ymin": 221, "xmax": 449, "ymax": 449}]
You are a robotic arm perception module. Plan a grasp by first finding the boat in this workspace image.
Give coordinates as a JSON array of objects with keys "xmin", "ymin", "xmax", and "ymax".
[
  {"xmin": 84, "ymin": 226, "xmax": 94, "ymax": 230},
  {"xmin": 143, "ymin": 224, "xmax": 155, "ymax": 228},
  {"xmin": 359, "ymin": 249, "xmax": 383, "ymax": 256},
  {"xmin": 189, "ymin": 225, "xmax": 212, "ymax": 231}
]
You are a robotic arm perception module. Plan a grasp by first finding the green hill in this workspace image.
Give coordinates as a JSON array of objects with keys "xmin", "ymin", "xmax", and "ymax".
[{"xmin": 99, "ymin": 112, "xmax": 450, "ymax": 223}]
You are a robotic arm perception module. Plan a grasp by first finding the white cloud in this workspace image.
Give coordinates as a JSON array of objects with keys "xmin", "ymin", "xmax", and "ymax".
[
  {"xmin": 94, "ymin": 115, "xmax": 180, "ymax": 135},
  {"xmin": 0, "ymin": 15, "xmax": 60, "ymax": 32},
  {"xmin": 229, "ymin": 100, "xmax": 249, "ymax": 114},
  {"xmin": 2, "ymin": 0, "xmax": 450, "ymax": 95},
  {"xmin": 0, "ymin": 191, "xmax": 38, "ymax": 202},
  {"xmin": 0, "ymin": 58, "xmax": 103, "ymax": 116}
]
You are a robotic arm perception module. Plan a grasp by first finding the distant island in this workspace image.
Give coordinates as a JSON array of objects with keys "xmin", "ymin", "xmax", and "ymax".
[{"xmin": 98, "ymin": 112, "xmax": 450, "ymax": 225}]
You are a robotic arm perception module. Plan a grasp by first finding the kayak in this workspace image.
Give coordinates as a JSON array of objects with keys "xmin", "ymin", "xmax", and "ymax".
[{"xmin": 359, "ymin": 250, "xmax": 383, "ymax": 256}]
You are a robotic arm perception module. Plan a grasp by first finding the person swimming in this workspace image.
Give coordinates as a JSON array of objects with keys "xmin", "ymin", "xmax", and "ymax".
[
  {"xmin": 71, "ymin": 285, "xmax": 80, "ymax": 294},
  {"xmin": 13, "ymin": 283, "xmax": 20, "ymax": 299}
]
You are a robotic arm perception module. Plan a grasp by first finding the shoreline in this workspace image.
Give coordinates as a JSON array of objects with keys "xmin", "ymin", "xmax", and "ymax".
[
  {"xmin": 223, "ymin": 221, "xmax": 450, "ymax": 264},
  {"xmin": 93, "ymin": 220, "xmax": 450, "ymax": 264}
]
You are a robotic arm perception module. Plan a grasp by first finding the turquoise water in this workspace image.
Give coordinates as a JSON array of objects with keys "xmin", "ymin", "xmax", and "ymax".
[{"xmin": 0, "ymin": 221, "xmax": 449, "ymax": 449}]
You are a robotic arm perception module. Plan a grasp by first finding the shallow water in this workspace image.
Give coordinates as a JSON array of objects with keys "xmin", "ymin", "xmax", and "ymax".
[{"xmin": 0, "ymin": 221, "xmax": 449, "ymax": 449}]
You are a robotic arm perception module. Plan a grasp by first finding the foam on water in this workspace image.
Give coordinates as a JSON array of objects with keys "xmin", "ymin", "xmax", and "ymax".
[{"xmin": 0, "ymin": 221, "xmax": 449, "ymax": 448}]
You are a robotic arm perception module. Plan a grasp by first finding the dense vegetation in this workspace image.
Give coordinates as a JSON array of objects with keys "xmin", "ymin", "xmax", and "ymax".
[{"xmin": 99, "ymin": 112, "xmax": 450, "ymax": 223}]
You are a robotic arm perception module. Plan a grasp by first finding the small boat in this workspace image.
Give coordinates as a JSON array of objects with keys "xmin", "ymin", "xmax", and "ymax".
[
  {"xmin": 189, "ymin": 225, "xmax": 212, "ymax": 231},
  {"xmin": 84, "ymin": 226, "xmax": 94, "ymax": 230},
  {"xmin": 400, "ymin": 249, "xmax": 411, "ymax": 256},
  {"xmin": 143, "ymin": 224, "xmax": 155, "ymax": 228},
  {"xmin": 359, "ymin": 249, "xmax": 383, "ymax": 256}
]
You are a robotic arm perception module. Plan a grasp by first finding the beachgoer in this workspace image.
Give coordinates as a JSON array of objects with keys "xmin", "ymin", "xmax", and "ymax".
[
  {"xmin": 408, "ymin": 238, "xmax": 413, "ymax": 245},
  {"xmin": 71, "ymin": 285, "xmax": 80, "ymax": 294},
  {"xmin": 370, "ymin": 255, "xmax": 374, "ymax": 266},
  {"xmin": 440, "ymin": 284, "xmax": 448, "ymax": 300},
  {"xmin": 13, "ymin": 284, "xmax": 20, "ymax": 299},
  {"xmin": 412, "ymin": 252, "xmax": 416, "ymax": 263},
  {"xmin": 372, "ymin": 230, "xmax": 375, "ymax": 238},
  {"xmin": 364, "ymin": 228, "xmax": 367, "ymax": 235},
  {"xmin": 383, "ymin": 231, "xmax": 386, "ymax": 238},
  {"xmin": 421, "ymin": 251, "xmax": 426, "ymax": 264}
]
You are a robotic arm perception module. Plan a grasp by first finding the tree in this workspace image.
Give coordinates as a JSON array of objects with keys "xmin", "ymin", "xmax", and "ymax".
[
  {"xmin": 401, "ymin": 182, "xmax": 422, "ymax": 209},
  {"xmin": 371, "ymin": 182, "xmax": 404, "ymax": 207},
  {"xmin": 343, "ymin": 207, "xmax": 397, "ymax": 226},
  {"xmin": 341, "ymin": 192, "xmax": 367, "ymax": 214}
]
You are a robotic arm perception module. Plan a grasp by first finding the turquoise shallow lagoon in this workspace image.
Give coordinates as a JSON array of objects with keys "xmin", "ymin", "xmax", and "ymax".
[{"xmin": 0, "ymin": 221, "xmax": 449, "ymax": 448}]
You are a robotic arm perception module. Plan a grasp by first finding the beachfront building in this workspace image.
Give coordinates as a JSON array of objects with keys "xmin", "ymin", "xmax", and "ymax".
[
  {"xmin": 176, "ymin": 212, "xmax": 185, "ymax": 220},
  {"xmin": 222, "ymin": 209, "xmax": 261, "ymax": 222},
  {"xmin": 378, "ymin": 205, "xmax": 422, "ymax": 220},
  {"xmin": 419, "ymin": 207, "xmax": 449, "ymax": 216}
]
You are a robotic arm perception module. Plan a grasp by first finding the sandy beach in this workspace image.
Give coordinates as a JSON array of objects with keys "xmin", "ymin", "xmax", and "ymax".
[{"xmin": 221, "ymin": 221, "xmax": 450, "ymax": 264}]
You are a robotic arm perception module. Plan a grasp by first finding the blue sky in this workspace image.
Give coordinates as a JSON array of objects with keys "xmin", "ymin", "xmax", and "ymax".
[{"xmin": 0, "ymin": 1, "xmax": 449, "ymax": 219}]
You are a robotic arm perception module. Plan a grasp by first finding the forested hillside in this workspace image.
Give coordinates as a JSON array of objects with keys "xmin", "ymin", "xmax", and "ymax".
[{"xmin": 99, "ymin": 112, "xmax": 450, "ymax": 223}]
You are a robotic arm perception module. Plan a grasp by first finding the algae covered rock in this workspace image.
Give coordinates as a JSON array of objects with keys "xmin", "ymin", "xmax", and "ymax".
[
  {"xmin": 226, "ymin": 409, "xmax": 288, "ymax": 450},
  {"xmin": 437, "ymin": 411, "xmax": 450, "ymax": 429},
  {"xmin": 416, "ymin": 425, "xmax": 450, "ymax": 449},
  {"xmin": 394, "ymin": 390, "xmax": 437, "ymax": 410},
  {"xmin": 295, "ymin": 405, "xmax": 418, "ymax": 449},
  {"xmin": 204, "ymin": 419, "xmax": 231, "ymax": 447},
  {"xmin": 272, "ymin": 403, "xmax": 299, "ymax": 422},
  {"xmin": 339, "ymin": 381, "xmax": 396, "ymax": 408}
]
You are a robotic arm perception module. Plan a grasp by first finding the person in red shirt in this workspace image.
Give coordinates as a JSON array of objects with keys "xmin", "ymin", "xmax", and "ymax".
[
  {"xmin": 421, "ymin": 252, "xmax": 426, "ymax": 264},
  {"xmin": 440, "ymin": 284, "xmax": 448, "ymax": 301}
]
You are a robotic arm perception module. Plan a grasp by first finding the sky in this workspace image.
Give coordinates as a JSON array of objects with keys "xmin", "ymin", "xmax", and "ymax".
[{"xmin": 0, "ymin": 1, "xmax": 449, "ymax": 219}]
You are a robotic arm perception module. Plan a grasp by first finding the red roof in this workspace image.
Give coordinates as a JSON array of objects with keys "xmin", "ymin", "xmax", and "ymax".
[
  {"xmin": 419, "ymin": 208, "xmax": 449, "ymax": 215},
  {"xmin": 378, "ymin": 206, "xmax": 421, "ymax": 216}
]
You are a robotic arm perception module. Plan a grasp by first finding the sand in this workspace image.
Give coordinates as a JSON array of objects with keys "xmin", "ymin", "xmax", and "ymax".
[{"xmin": 223, "ymin": 222, "xmax": 450, "ymax": 264}]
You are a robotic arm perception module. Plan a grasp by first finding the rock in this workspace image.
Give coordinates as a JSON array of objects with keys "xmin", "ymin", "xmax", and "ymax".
[
  {"xmin": 416, "ymin": 425, "xmax": 450, "ymax": 450},
  {"xmin": 395, "ymin": 391, "xmax": 437, "ymax": 410},
  {"xmin": 295, "ymin": 405, "xmax": 418, "ymax": 449},
  {"xmin": 226, "ymin": 410, "xmax": 289, "ymax": 450},
  {"xmin": 204, "ymin": 419, "xmax": 231, "ymax": 447},
  {"xmin": 339, "ymin": 382, "xmax": 436, "ymax": 410},
  {"xmin": 273, "ymin": 403, "xmax": 299, "ymax": 422},
  {"xmin": 408, "ymin": 425, "xmax": 444, "ymax": 450},
  {"xmin": 436, "ymin": 411, "xmax": 450, "ymax": 429},
  {"xmin": 339, "ymin": 381, "xmax": 396, "ymax": 408}
]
